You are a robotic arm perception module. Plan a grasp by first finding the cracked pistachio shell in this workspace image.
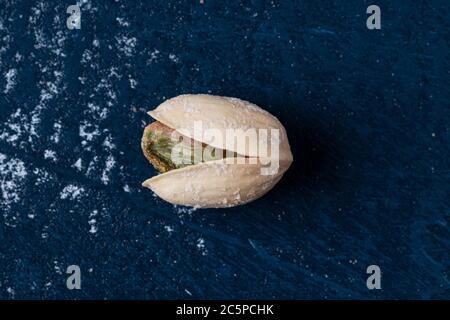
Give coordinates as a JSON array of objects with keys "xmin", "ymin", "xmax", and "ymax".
[{"xmin": 142, "ymin": 94, "xmax": 293, "ymax": 208}]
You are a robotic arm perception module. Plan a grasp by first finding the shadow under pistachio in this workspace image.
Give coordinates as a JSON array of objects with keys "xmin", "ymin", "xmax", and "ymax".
[{"xmin": 271, "ymin": 116, "xmax": 342, "ymax": 200}]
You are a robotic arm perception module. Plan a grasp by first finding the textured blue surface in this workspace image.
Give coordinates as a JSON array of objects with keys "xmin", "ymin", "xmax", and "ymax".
[{"xmin": 0, "ymin": 0, "xmax": 449, "ymax": 299}]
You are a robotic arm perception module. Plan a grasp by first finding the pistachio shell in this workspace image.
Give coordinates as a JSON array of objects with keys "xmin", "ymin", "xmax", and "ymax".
[
  {"xmin": 142, "ymin": 158, "xmax": 290, "ymax": 208},
  {"xmin": 142, "ymin": 94, "xmax": 293, "ymax": 208},
  {"xmin": 148, "ymin": 94, "xmax": 293, "ymax": 161}
]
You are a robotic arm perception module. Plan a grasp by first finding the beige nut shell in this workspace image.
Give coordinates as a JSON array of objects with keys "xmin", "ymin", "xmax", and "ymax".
[{"xmin": 142, "ymin": 94, "xmax": 293, "ymax": 208}]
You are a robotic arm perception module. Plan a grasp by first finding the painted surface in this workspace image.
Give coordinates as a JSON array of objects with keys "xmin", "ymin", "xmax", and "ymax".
[{"xmin": 0, "ymin": 0, "xmax": 449, "ymax": 299}]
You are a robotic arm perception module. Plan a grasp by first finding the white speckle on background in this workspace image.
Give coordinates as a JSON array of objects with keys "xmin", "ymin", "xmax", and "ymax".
[
  {"xmin": 197, "ymin": 238, "xmax": 208, "ymax": 256},
  {"xmin": 7, "ymin": 3, "xmax": 68, "ymax": 152},
  {"xmin": 116, "ymin": 35, "xmax": 137, "ymax": 57},
  {"xmin": 169, "ymin": 54, "xmax": 179, "ymax": 63},
  {"xmin": 14, "ymin": 52, "xmax": 23, "ymax": 62},
  {"xmin": 123, "ymin": 184, "xmax": 131, "ymax": 192},
  {"xmin": 349, "ymin": 259, "xmax": 358, "ymax": 265},
  {"xmin": 41, "ymin": 225, "xmax": 49, "ymax": 239},
  {"xmin": 147, "ymin": 49, "xmax": 160, "ymax": 64},
  {"xmin": 44, "ymin": 149, "xmax": 57, "ymax": 161},
  {"xmin": 93, "ymin": 70, "xmax": 119, "ymax": 110},
  {"xmin": 33, "ymin": 167, "xmax": 53, "ymax": 185},
  {"xmin": 6, "ymin": 287, "xmax": 15, "ymax": 298},
  {"xmin": 4, "ymin": 68, "xmax": 17, "ymax": 93},
  {"xmin": 73, "ymin": 158, "xmax": 83, "ymax": 171},
  {"xmin": 174, "ymin": 205, "xmax": 198, "ymax": 216},
  {"xmin": 102, "ymin": 134, "xmax": 115, "ymax": 150},
  {"xmin": 88, "ymin": 218, "xmax": 97, "ymax": 234},
  {"xmin": 88, "ymin": 210, "xmax": 98, "ymax": 233},
  {"xmin": 0, "ymin": 108, "xmax": 25, "ymax": 145},
  {"xmin": 79, "ymin": 122, "xmax": 100, "ymax": 144},
  {"xmin": 164, "ymin": 226, "xmax": 174, "ymax": 233},
  {"xmin": 116, "ymin": 17, "xmax": 130, "ymax": 27},
  {"xmin": 129, "ymin": 78, "xmax": 137, "ymax": 89},
  {"xmin": 86, "ymin": 102, "xmax": 108, "ymax": 120},
  {"xmin": 50, "ymin": 122, "xmax": 62, "ymax": 143},
  {"xmin": 60, "ymin": 184, "xmax": 85, "ymax": 200},
  {"xmin": 86, "ymin": 156, "xmax": 98, "ymax": 176},
  {"xmin": 76, "ymin": 0, "xmax": 94, "ymax": 12},
  {"xmin": 0, "ymin": 154, "xmax": 27, "ymax": 211},
  {"xmin": 54, "ymin": 260, "xmax": 62, "ymax": 274},
  {"xmin": 101, "ymin": 155, "xmax": 115, "ymax": 185},
  {"xmin": 81, "ymin": 49, "xmax": 93, "ymax": 63}
]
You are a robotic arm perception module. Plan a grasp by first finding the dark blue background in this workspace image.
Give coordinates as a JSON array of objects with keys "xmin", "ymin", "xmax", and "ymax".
[{"xmin": 0, "ymin": 0, "xmax": 449, "ymax": 299}]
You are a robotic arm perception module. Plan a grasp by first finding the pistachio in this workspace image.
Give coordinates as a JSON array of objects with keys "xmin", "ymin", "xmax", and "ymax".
[
  {"xmin": 141, "ymin": 94, "xmax": 293, "ymax": 208},
  {"xmin": 142, "ymin": 121, "xmax": 227, "ymax": 173}
]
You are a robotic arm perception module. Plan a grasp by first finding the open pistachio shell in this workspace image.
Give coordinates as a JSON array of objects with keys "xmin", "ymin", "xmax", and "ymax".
[
  {"xmin": 142, "ymin": 158, "xmax": 289, "ymax": 208},
  {"xmin": 142, "ymin": 94, "xmax": 293, "ymax": 208},
  {"xmin": 148, "ymin": 94, "xmax": 292, "ymax": 161}
]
